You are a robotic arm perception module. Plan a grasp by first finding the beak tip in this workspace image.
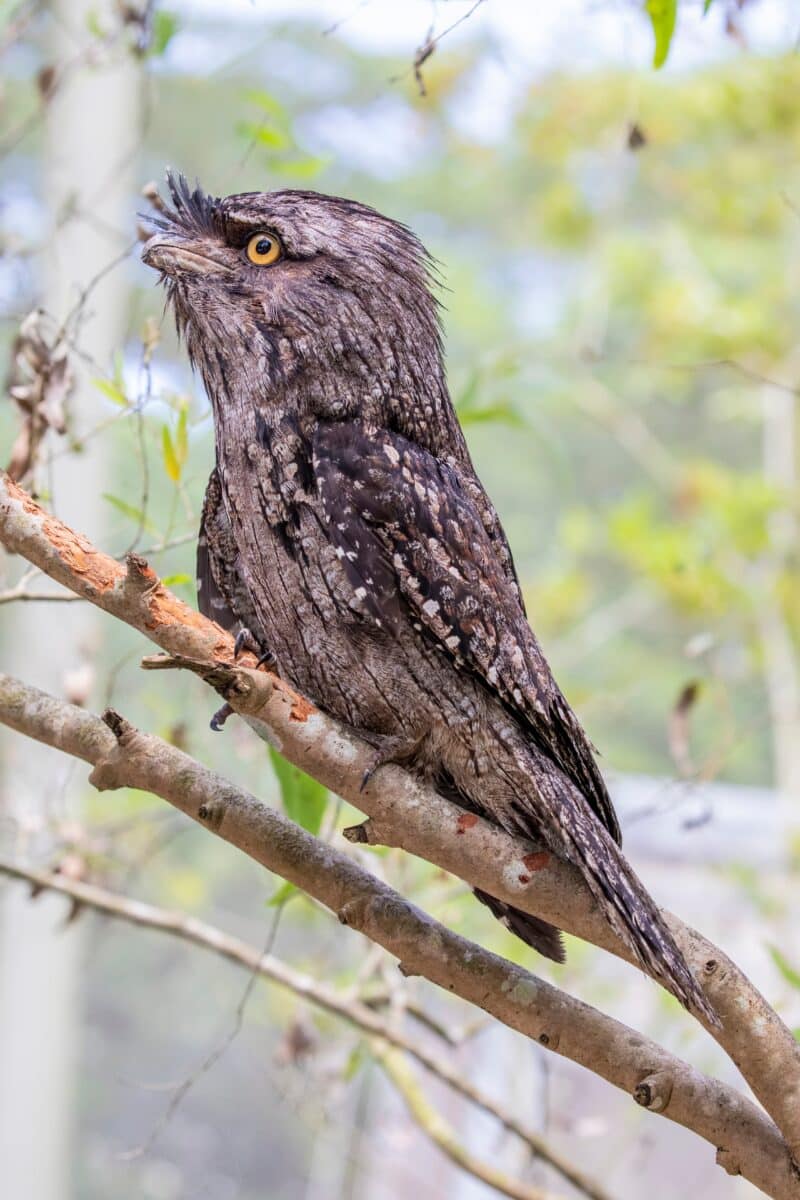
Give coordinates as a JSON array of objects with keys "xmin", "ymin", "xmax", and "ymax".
[
  {"xmin": 141, "ymin": 234, "xmax": 162, "ymax": 270},
  {"xmin": 139, "ymin": 233, "xmax": 229, "ymax": 279}
]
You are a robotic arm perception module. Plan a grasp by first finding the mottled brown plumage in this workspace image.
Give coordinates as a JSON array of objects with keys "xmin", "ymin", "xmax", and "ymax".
[{"xmin": 143, "ymin": 173, "xmax": 714, "ymax": 1021}]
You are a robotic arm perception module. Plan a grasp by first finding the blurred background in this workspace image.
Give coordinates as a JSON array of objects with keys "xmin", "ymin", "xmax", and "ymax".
[{"xmin": 1, "ymin": 1, "xmax": 800, "ymax": 1197}]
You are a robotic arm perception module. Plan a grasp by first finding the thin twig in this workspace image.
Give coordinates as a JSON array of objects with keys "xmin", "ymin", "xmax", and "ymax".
[
  {"xmin": 1, "ymin": 478, "xmax": 799, "ymax": 1194},
  {"xmin": 0, "ymin": 858, "xmax": 607, "ymax": 1200},
  {"xmin": 0, "ymin": 586, "xmax": 82, "ymax": 604},
  {"xmin": 390, "ymin": 0, "xmax": 488, "ymax": 93},
  {"xmin": 119, "ymin": 899, "xmax": 287, "ymax": 1161},
  {"xmin": 373, "ymin": 1040, "xmax": 558, "ymax": 1200},
  {"xmin": 0, "ymin": 673, "xmax": 794, "ymax": 1199}
]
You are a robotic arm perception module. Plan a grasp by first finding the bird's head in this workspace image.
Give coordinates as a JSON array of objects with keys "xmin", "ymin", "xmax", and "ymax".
[{"xmin": 141, "ymin": 173, "xmax": 448, "ymax": 427}]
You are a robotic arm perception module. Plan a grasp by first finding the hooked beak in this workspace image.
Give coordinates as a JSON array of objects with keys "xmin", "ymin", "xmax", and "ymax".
[{"xmin": 142, "ymin": 232, "xmax": 233, "ymax": 278}]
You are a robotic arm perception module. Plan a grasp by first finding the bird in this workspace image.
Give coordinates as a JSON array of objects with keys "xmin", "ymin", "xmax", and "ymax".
[{"xmin": 142, "ymin": 172, "xmax": 715, "ymax": 1023}]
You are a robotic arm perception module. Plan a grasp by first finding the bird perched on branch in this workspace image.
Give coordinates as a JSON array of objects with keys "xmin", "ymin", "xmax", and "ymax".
[{"xmin": 143, "ymin": 173, "xmax": 714, "ymax": 1022}]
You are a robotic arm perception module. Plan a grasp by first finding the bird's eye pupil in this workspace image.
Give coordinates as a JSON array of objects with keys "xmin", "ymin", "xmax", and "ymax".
[{"xmin": 246, "ymin": 231, "xmax": 281, "ymax": 265}]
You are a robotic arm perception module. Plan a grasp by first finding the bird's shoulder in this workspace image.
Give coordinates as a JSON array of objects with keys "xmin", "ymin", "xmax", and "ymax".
[
  {"xmin": 197, "ymin": 466, "xmax": 239, "ymax": 630},
  {"xmin": 196, "ymin": 465, "xmax": 266, "ymax": 642}
]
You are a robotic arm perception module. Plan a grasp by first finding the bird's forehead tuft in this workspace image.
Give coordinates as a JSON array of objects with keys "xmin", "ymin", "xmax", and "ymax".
[
  {"xmin": 143, "ymin": 171, "xmax": 222, "ymax": 241},
  {"xmin": 219, "ymin": 189, "xmax": 425, "ymax": 261},
  {"xmin": 222, "ymin": 188, "xmax": 397, "ymax": 226},
  {"xmin": 148, "ymin": 174, "xmax": 432, "ymax": 276}
]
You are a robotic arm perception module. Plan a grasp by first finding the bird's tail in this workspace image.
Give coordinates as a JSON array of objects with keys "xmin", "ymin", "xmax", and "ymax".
[
  {"xmin": 534, "ymin": 771, "xmax": 719, "ymax": 1026},
  {"xmin": 473, "ymin": 888, "xmax": 566, "ymax": 963}
]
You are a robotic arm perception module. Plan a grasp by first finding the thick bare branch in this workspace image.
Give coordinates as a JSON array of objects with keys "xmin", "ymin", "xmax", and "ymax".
[
  {"xmin": 0, "ymin": 671, "xmax": 796, "ymax": 1199},
  {"xmin": 1, "ymin": 472, "xmax": 798, "ymax": 1164},
  {"xmin": 0, "ymin": 857, "xmax": 605, "ymax": 1200}
]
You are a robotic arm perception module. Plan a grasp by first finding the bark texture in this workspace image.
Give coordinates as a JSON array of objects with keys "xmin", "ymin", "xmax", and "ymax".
[
  {"xmin": 2, "ymin": 471, "xmax": 800, "ymax": 1197},
  {"xmin": 0, "ymin": 670, "xmax": 795, "ymax": 1200}
]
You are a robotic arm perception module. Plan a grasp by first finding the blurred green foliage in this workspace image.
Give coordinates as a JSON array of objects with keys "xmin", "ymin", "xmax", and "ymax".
[
  {"xmin": 121, "ymin": 22, "xmax": 800, "ymax": 789},
  {"xmin": 268, "ymin": 747, "xmax": 329, "ymax": 838},
  {"xmin": 646, "ymin": 0, "xmax": 678, "ymax": 68},
  {"xmin": 4, "ymin": 15, "xmax": 796, "ymax": 792},
  {"xmin": 3, "ymin": 9, "xmax": 800, "ymax": 1194}
]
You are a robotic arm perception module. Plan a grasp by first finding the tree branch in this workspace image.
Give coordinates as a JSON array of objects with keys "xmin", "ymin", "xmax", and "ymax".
[
  {"xmin": 1, "ymin": 471, "xmax": 798, "ymax": 1166},
  {"xmin": 0, "ymin": 671, "xmax": 796, "ymax": 1199},
  {"xmin": 371, "ymin": 1041, "xmax": 554, "ymax": 1200},
  {"xmin": 0, "ymin": 856, "xmax": 605, "ymax": 1200},
  {"xmin": 0, "ymin": 586, "xmax": 82, "ymax": 604}
]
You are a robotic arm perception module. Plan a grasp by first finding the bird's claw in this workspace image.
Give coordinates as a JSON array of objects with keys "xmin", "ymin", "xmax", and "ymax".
[
  {"xmin": 210, "ymin": 702, "xmax": 234, "ymax": 732},
  {"xmin": 234, "ymin": 628, "xmax": 277, "ymax": 672},
  {"xmin": 234, "ymin": 628, "xmax": 260, "ymax": 659},
  {"xmin": 359, "ymin": 732, "xmax": 424, "ymax": 792},
  {"xmin": 213, "ymin": 632, "xmax": 276, "ymax": 731}
]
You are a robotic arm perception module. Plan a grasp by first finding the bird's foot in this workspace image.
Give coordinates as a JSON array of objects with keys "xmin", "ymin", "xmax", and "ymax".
[
  {"xmin": 234, "ymin": 627, "xmax": 277, "ymax": 672},
  {"xmin": 212, "ymin": 631, "xmax": 277, "ymax": 732},
  {"xmin": 359, "ymin": 731, "xmax": 425, "ymax": 792},
  {"xmin": 210, "ymin": 702, "xmax": 234, "ymax": 732}
]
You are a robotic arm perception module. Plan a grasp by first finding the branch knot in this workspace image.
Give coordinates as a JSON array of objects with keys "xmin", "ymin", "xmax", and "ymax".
[{"xmin": 634, "ymin": 1071, "xmax": 674, "ymax": 1114}]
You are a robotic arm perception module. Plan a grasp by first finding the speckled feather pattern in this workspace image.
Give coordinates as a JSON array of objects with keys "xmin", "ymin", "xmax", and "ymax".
[{"xmin": 145, "ymin": 173, "xmax": 715, "ymax": 1021}]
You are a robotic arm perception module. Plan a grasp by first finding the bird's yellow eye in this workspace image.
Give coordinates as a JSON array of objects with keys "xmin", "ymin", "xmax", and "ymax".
[{"xmin": 246, "ymin": 232, "xmax": 282, "ymax": 266}]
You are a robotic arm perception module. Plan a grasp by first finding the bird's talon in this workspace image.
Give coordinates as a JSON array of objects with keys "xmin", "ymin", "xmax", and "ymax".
[
  {"xmin": 210, "ymin": 702, "xmax": 234, "ymax": 732},
  {"xmin": 233, "ymin": 628, "xmax": 275, "ymax": 671},
  {"xmin": 359, "ymin": 732, "xmax": 424, "ymax": 792},
  {"xmin": 234, "ymin": 628, "xmax": 260, "ymax": 659}
]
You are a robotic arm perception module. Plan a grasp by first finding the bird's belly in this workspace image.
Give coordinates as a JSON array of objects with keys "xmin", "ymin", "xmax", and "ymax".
[
  {"xmin": 221, "ymin": 478, "xmax": 528, "ymax": 818},
  {"xmin": 229, "ymin": 502, "xmax": 428, "ymax": 736}
]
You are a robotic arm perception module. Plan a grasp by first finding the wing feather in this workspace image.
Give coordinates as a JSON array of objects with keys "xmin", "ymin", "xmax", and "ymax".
[
  {"xmin": 197, "ymin": 468, "xmax": 238, "ymax": 629},
  {"xmin": 197, "ymin": 466, "xmax": 264, "ymax": 639},
  {"xmin": 313, "ymin": 421, "xmax": 620, "ymax": 842}
]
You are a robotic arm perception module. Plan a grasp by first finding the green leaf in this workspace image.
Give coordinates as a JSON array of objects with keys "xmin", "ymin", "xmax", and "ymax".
[
  {"xmin": 343, "ymin": 1042, "xmax": 366, "ymax": 1081},
  {"xmin": 149, "ymin": 11, "xmax": 178, "ymax": 57},
  {"xmin": 456, "ymin": 370, "xmax": 481, "ymax": 411},
  {"xmin": 94, "ymin": 377, "xmax": 127, "ymax": 406},
  {"xmin": 274, "ymin": 155, "xmax": 330, "ymax": 180},
  {"xmin": 459, "ymin": 401, "xmax": 524, "ymax": 428},
  {"xmin": 161, "ymin": 424, "xmax": 181, "ymax": 482},
  {"xmin": 85, "ymin": 9, "xmax": 107, "ymax": 39},
  {"xmin": 769, "ymin": 946, "xmax": 800, "ymax": 991},
  {"xmin": 269, "ymin": 747, "xmax": 328, "ymax": 837},
  {"xmin": 95, "ymin": 349, "xmax": 128, "ymax": 406},
  {"xmin": 161, "ymin": 572, "xmax": 192, "ymax": 587},
  {"xmin": 175, "ymin": 404, "xmax": 189, "ymax": 468},
  {"xmin": 703, "ymin": 0, "xmax": 715, "ymax": 13},
  {"xmin": 161, "ymin": 407, "xmax": 188, "ymax": 483},
  {"xmin": 455, "ymin": 370, "xmax": 524, "ymax": 428},
  {"xmin": 237, "ymin": 121, "xmax": 291, "ymax": 151},
  {"xmin": 645, "ymin": 0, "xmax": 677, "ymax": 69},
  {"xmin": 236, "ymin": 90, "xmax": 330, "ymax": 179},
  {"xmin": 102, "ymin": 493, "xmax": 156, "ymax": 534},
  {"xmin": 244, "ymin": 88, "xmax": 290, "ymax": 124},
  {"xmin": 266, "ymin": 880, "xmax": 298, "ymax": 907}
]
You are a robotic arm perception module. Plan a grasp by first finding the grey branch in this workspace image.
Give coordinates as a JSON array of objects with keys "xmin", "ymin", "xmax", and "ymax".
[
  {"xmin": 0, "ymin": 855, "xmax": 603, "ymax": 1200},
  {"xmin": 0, "ymin": 672, "xmax": 795, "ymax": 1200},
  {"xmin": 371, "ymin": 1040, "xmax": 555, "ymax": 1200},
  {"xmin": 1, "ymin": 471, "xmax": 799, "ymax": 1196}
]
